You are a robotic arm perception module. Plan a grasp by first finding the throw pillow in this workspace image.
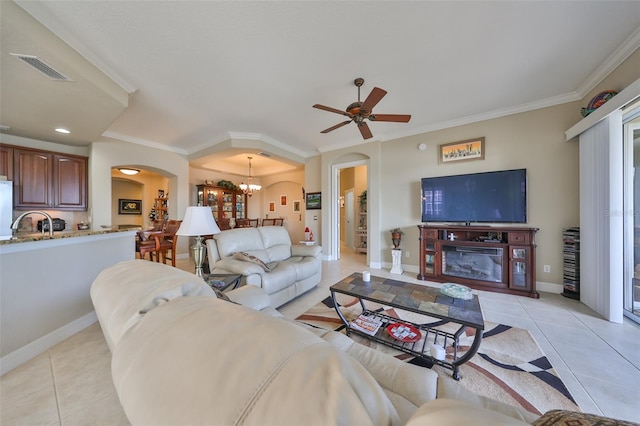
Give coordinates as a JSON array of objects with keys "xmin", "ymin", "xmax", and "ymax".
[
  {"xmin": 232, "ymin": 251, "xmax": 272, "ymax": 272},
  {"xmin": 533, "ymin": 410, "xmax": 638, "ymax": 426}
]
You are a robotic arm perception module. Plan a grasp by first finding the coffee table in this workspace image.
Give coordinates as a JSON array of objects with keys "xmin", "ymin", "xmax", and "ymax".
[{"xmin": 330, "ymin": 273, "xmax": 484, "ymax": 380}]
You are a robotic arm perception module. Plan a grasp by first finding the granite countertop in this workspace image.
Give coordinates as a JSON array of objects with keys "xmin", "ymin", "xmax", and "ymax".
[{"xmin": 0, "ymin": 227, "xmax": 142, "ymax": 245}]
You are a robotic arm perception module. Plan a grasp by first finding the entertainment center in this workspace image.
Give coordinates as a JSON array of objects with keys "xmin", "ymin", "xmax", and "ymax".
[{"xmin": 417, "ymin": 224, "xmax": 539, "ymax": 298}]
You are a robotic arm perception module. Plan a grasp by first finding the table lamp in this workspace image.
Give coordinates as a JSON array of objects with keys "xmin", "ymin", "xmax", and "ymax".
[{"xmin": 177, "ymin": 206, "xmax": 221, "ymax": 277}]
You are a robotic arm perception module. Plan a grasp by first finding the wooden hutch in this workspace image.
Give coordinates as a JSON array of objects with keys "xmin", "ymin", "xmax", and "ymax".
[{"xmin": 196, "ymin": 184, "xmax": 247, "ymax": 221}]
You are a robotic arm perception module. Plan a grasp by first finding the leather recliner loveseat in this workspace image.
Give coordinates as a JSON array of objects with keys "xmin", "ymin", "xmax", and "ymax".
[{"xmin": 205, "ymin": 225, "xmax": 321, "ymax": 307}]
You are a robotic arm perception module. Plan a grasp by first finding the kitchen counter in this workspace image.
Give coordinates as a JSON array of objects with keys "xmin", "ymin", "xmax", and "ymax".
[
  {"xmin": 1, "ymin": 229, "xmax": 137, "ymax": 373},
  {"xmin": 0, "ymin": 226, "xmax": 141, "ymax": 245}
]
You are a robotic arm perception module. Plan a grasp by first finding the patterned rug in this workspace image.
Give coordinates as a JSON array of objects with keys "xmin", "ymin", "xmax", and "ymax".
[{"xmin": 296, "ymin": 294, "xmax": 580, "ymax": 417}]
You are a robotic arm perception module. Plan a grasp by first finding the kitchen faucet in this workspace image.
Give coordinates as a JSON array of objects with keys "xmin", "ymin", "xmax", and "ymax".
[{"xmin": 11, "ymin": 211, "xmax": 54, "ymax": 238}]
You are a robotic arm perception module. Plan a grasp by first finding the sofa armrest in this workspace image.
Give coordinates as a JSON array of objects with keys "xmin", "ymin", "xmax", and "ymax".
[
  {"xmin": 205, "ymin": 238, "xmax": 221, "ymax": 264},
  {"xmin": 291, "ymin": 244, "xmax": 322, "ymax": 258},
  {"xmin": 226, "ymin": 285, "xmax": 272, "ymax": 311}
]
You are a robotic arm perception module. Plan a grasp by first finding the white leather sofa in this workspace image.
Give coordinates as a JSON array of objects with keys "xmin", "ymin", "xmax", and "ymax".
[
  {"xmin": 205, "ymin": 226, "xmax": 321, "ymax": 307},
  {"xmin": 90, "ymin": 260, "xmax": 542, "ymax": 425}
]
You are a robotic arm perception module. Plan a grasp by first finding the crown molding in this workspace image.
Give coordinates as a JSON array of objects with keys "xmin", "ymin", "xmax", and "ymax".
[
  {"xmin": 575, "ymin": 26, "xmax": 640, "ymax": 99},
  {"xmin": 101, "ymin": 131, "xmax": 189, "ymax": 155}
]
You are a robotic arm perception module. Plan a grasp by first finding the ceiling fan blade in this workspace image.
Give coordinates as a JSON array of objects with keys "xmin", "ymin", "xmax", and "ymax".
[
  {"xmin": 321, "ymin": 120, "xmax": 352, "ymax": 134},
  {"xmin": 313, "ymin": 104, "xmax": 351, "ymax": 117},
  {"xmin": 360, "ymin": 87, "xmax": 387, "ymax": 113},
  {"xmin": 358, "ymin": 122, "xmax": 373, "ymax": 139},
  {"xmin": 370, "ymin": 114, "xmax": 411, "ymax": 123}
]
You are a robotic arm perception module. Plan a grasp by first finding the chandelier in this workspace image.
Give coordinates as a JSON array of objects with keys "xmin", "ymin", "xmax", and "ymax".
[{"xmin": 239, "ymin": 156, "xmax": 261, "ymax": 196}]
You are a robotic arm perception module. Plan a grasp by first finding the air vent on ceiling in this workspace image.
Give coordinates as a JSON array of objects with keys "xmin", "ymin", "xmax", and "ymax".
[
  {"xmin": 257, "ymin": 152, "xmax": 272, "ymax": 158},
  {"xmin": 0, "ymin": 125, "xmax": 10, "ymax": 132},
  {"xmin": 10, "ymin": 53, "xmax": 72, "ymax": 81}
]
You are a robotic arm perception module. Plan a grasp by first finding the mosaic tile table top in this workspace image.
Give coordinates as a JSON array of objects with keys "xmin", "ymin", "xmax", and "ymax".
[{"xmin": 330, "ymin": 273, "xmax": 484, "ymax": 330}]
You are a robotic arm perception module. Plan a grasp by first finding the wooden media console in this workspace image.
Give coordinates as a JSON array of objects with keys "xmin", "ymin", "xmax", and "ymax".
[{"xmin": 418, "ymin": 224, "xmax": 539, "ymax": 298}]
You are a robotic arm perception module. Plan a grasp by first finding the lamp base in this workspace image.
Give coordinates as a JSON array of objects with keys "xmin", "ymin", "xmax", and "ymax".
[{"xmin": 190, "ymin": 236, "xmax": 206, "ymax": 278}]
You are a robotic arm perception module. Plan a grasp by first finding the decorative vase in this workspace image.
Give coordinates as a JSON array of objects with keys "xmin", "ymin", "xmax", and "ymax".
[{"xmin": 391, "ymin": 232, "xmax": 402, "ymax": 249}]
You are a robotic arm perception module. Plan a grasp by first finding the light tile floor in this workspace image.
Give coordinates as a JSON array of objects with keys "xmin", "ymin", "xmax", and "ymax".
[{"xmin": 2, "ymin": 248, "xmax": 640, "ymax": 425}]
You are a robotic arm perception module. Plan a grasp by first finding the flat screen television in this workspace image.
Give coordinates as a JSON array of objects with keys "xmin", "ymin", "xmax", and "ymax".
[{"xmin": 421, "ymin": 169, "xmax": 527, "ymax": 224}]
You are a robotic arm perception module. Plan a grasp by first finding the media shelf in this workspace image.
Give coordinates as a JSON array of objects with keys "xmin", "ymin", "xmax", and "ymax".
[
  {"xmin": 561, "ymin": 227, "xmax": 580, "ymax": 300},
  {"xmin": 418, "ymin": 224, "xmax": 539, "ymax": 298}
]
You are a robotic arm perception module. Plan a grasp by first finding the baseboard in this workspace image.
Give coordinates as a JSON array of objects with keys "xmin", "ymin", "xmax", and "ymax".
[
  {"xmin": 1, "ymin": 311, "xmax": 97, "ymax": 376},
  {"xmin": 536, "ymin": 281, "xmax": 563, "ymax": 294},
  {"xmin": 378, "ymin": 262, "xmax": 419, "ymax": 275}
]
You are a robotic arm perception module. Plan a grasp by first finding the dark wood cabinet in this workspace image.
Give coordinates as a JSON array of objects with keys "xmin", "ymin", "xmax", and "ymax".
[
  {"xmin": 196, "ymin": 185, "xmax": 247, "ymax": 220},
  {"xmin": 418, "ymin": 224, "xmax": 539, "ymax": 298},
  {"xmin": 53, "ymin": 154, "xmax": 87, "ymax": 210},
  {"xmin": 14, "ymin": 148, "xmax": 52, "ymax": 209},
  {"xmin": 11, "ymin": 146, "xmax": 87, "ymax": 211},
  {"xmin": 0, "ymin": 145, "xmax": 13, "ymax": 180}
]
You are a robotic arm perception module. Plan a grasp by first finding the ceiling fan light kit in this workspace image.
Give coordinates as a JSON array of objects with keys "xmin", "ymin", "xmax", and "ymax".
[{"xmin": 313, "ymin": 78, "xmax": 411, "ymax": 140}]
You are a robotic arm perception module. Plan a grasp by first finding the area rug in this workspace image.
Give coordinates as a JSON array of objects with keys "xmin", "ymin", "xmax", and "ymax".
[{"xmin": 295, "ymin": 295, "xmax": 580, "ymax": 417}]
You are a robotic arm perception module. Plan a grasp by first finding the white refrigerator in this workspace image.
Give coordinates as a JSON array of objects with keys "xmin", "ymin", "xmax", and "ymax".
[{"xmin": 0, "ymin": 181, "xmax": 13, "ymax": 240}]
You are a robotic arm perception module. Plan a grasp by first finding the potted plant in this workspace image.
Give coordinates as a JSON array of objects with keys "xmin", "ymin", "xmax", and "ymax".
[{"xmin": 391, "ymin": 228, "xmax": 404, "ymax": 249}]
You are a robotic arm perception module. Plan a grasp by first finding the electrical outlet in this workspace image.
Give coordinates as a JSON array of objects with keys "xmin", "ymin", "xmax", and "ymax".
[
  {"xmin": 544, "ymin": 265, "xmax": 551, "ymax": 273},
  {"xmin": 405, "ymin": 251, "xmax": 410, "ymax": 258}
]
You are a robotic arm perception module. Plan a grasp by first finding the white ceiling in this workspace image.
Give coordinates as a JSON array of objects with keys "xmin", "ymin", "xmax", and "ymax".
[{"xmin": 2, "ymin": 1, "xmax": 640, "ymax": 176}]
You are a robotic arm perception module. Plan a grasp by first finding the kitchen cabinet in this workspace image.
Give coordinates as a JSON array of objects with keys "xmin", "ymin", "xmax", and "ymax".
[
  {"xmin": 13, "ymin": 147, "xmax": 87, "ymax": 211},
  {"xmin": 0, "ymin": 145, "xmax": 13, "ymax": 180}
]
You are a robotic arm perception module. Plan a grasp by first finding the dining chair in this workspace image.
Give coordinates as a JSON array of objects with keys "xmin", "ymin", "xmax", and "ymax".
[
  {"xmin": 261, "ymin": 218, "xmax": 276, "ymax": 226},
  {"xmin": 218, "ymin": 218, "xmax": 231, "ymax": 230},
  {"xmin": 248, "ymin": 218, "xmax": 259, "ymax": 227},
  {"xmin": 159, "ymin": 219, "xmax": 182, "ymax": 267},
  {"xmin": 136, "ymin": 230, "xmax": 163, "ymax": 262},
  {"xmin": 235, "ymin": 218, "xmax": 249, "ymax": 228}
]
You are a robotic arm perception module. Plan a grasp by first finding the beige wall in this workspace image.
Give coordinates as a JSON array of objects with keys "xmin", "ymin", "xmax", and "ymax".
[
  {"xmin": 320, "ymin": 102, "xmax": 581, "ymax": 286},
  {"xmin": 378, "ymin": 102, "xmax": 579, "ymax": 286}
]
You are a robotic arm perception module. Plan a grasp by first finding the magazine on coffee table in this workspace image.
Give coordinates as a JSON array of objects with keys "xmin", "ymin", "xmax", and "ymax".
[{"xmin": 350, "ymin": 314, "xmax": 383, "ymax": 336}]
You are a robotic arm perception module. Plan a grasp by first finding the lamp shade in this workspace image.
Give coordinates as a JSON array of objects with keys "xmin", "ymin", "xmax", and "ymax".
[{"xmin": 177, "ymin": 206, "xmax": 221, "ymax": 236}]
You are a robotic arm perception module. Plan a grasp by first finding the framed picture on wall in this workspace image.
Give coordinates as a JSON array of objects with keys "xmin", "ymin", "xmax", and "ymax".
[
  {"xmin": 439, "ymin": 137, "xmax": 485, "ymax": 163},
  {"xmin": 281, "ymin": 195, "xmax": 287, "ymax": 206},
  {"xmin": 269, "ymin": 201, "xmax": 275, "ymax": 212},
  {"xmin": 306, "ymin": 192, "xmax": 321, "ymax": 210},
  {"xmin": 119, "ymin": 199, "xmax": 142, "ymax": 215},
  {"xmin": 293, "ymin": 200, "xmax": 301, "ymax": 212}
]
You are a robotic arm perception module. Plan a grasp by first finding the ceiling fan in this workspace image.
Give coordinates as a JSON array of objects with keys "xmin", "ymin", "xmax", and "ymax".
[{"xmin": 313, "ymin": 78, "xmax": 411, "ymax": 140}]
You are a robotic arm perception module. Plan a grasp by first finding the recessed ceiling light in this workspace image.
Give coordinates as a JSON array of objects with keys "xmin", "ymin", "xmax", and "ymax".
[{"xmin": 55, "ymin": 128, "xmax": 70, "ymax": 134}]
